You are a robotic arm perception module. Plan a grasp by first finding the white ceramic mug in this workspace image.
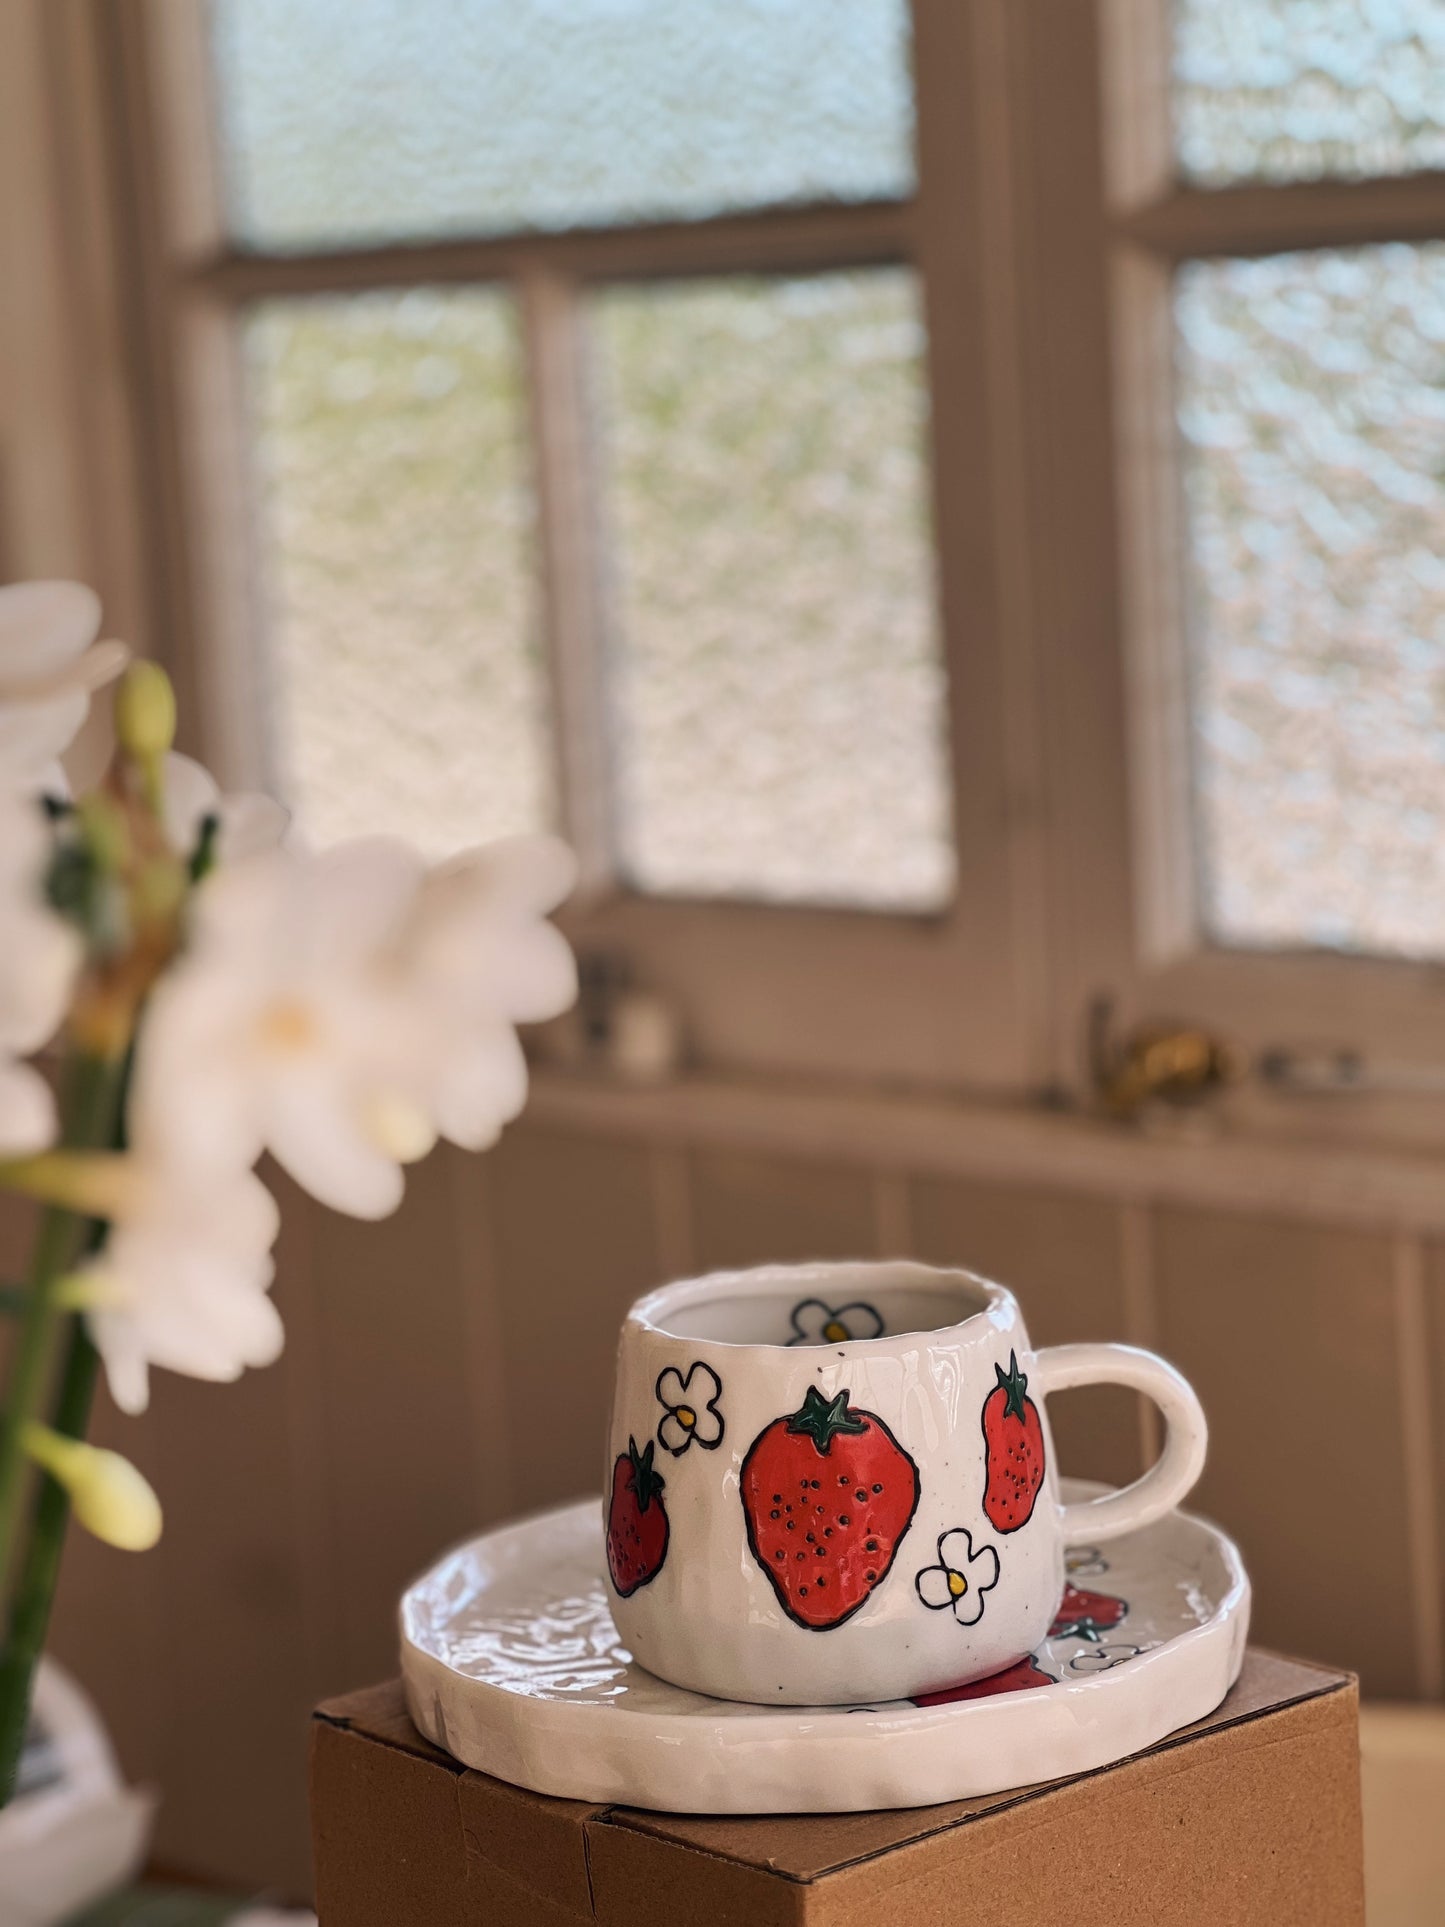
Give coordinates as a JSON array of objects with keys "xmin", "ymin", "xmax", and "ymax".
[{"xmin": 604, "ymin": 1260, "xmax": 1207, "ymax": 1706}]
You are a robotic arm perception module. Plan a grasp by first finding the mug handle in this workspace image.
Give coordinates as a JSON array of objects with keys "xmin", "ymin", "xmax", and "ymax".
[{"xmin": 1031, "ymin": 1342, "xmax": 1207, "ymax": 1544}]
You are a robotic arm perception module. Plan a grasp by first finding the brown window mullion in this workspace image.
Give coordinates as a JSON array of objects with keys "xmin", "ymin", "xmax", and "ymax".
[{"xmin": 521, "ymin": 264, "xmax": 615, "ymax": 893}]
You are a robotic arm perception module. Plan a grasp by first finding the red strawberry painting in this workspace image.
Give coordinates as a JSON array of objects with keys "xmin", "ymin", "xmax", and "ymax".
[
  {"xmin": 912, "ymin": 1655, "xmax": 1055, "ymax": 1706},
  {"xmin": 606, "ymin": 1436, "xmax": 669, "ymax": 1598},
  {"xmin": 1050, "ymin": 1582, "xmax": 1127, "ymax": 1643},
  {"xmin": 741, "ymin": 1385, "xmax": 920, "ymax": 1631},
  {"xmin": 981, "ymin": 1350, "xmax": 1047, "ymax": 1533}
]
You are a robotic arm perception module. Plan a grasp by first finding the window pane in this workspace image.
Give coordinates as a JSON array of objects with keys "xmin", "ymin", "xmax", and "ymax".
[
  {"xmin": 1176, "ymin": 245, "xmax": 1445, "ymax": 957},
  {"xmin": 212, "ymin": 0, "xmax": 915, "ymax": 252},
  {"xmin": 1174, "ymin": 0, "xmax": 1445, "ymax": 184},
  {"xmin": 245, "ymin": 289, "xmax": 552, "ymax": 854},
  {"xmin": 591, "ymin": 269, "xmax": 953, "ymax": 911}
]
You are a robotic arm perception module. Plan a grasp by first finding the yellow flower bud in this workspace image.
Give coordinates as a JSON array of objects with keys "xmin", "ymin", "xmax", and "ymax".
[
  {"xmin": 362, "ymin": 1093, "xmax": 437, "ymax": 1165},
  {"xmin": 0, "ymin": 1151, "xmax": 140, "ymax": 1220},
  {"xmin": 114, "ymin": 660, "xmax": 177, "ymax": 761},
  {"xmin": 23, "ymin": 1425, "xmax": 162, "ymax": 1551}
]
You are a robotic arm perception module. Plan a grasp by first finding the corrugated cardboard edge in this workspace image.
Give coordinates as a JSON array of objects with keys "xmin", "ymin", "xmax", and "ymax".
[{"xmin": 312, "ymin": 1651, "xmax": 1361, "ymax": 1925}]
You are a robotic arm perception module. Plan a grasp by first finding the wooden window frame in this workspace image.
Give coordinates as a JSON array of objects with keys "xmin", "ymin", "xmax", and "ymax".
[
  {"xmin": 88, "ymin": 0, "xmax": 1445, "ymax": 1125},
  {"xmin": 1092, "ymin": 0, "xmax": 1445, "ymax": 1121},
  {"xmin": 110, "ymin": 0, "xmax": 1069, "ymax": 1099}
]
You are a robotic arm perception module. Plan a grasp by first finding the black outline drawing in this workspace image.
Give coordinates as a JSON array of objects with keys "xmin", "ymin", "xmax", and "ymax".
[
  {"xmin": 1049, "ymin": 1581, "xmax": 1129, "ymax": 1644},
  {"xmin": 786, "ymin": 1297, "xmax": 886, "ymax": 1347},
  {"xmin": 1067, "ymin": 1640, "xmax": 1159, "ymax": 1675},
  {"xmin": 980, "ymin": 1350, "xmax": 1046, "ymax": 1534},
  {"xmin": 605, "ymin": 1435, "xmax": 670, "ymax": 1599},
  {"xmin": 654, "ymin": 1360, "xmax": 726, "ymax": 1457},
  {"xmin": 1065, "ymin": 1545, "xmax": 1109, "ymax": 1578},
  {"xmin": 914, "ymin": 1526, "xmax": 1002, "ymax": 1628},
  {"xmin": 739, "ymin": 1386, "xmax": 920, "ymax": 1632}
]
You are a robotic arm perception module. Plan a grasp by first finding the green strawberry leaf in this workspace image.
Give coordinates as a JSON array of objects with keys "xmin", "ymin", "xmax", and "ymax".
[
  {"xmin": 785, "ymin": 1385, "xmax": 868, "ymax": 1455},
  {"xmin": 627, "ymin": 1435, "xmax": 665, "ymax": 1511},
  {"xmin": 995, "ymin": 1351, "xmax": 1030, "ymax": 1422}
]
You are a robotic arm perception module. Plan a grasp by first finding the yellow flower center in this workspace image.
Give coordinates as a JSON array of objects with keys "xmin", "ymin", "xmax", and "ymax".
[
  {"xmin": 947, "ymin": 1569, "xmax": 968, "ymax": 1599},
  {"xmin": 675, "ymin": 1405, "xmax": 697, "ymax": 1429},
  {"xmin": 258, "ymin": 998, "xmax": 319, "ymax": 1054},
  {"xmin": 823, "ymin": 1319, "xmax": 851, "ymax": 1343}
]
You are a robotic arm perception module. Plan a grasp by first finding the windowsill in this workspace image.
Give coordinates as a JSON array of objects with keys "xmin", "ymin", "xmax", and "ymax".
[{"xmin": 526, "ymin": 1064, "xmax": 1445, "ymax": 1235}]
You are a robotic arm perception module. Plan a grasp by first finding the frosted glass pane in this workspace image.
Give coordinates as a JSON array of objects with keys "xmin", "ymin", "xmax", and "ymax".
[
  {"xmin": 1174, "ymin": 0, "xmax": 1445, "ymax": 184},
  {"xmin": 592, "ymin": 270, "xmax": 953, "ymax": 911},
  {"xmin": 213, "ymin": 0, "xmax": 915, "ymax": 251},
  {"xmin": 245, "ymin": 289, "xmax": 552, "ymax": 855},
  {"xmin": 1177, "ymin": 245, "xmax": 1445, "ymax": 957}
]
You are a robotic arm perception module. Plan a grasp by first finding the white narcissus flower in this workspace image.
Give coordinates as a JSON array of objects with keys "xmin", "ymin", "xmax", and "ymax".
[
  {"xmin": 0, "ymin": 581, "xmax": 127, "ymax": 791},
  {"xmin": 130, "ymin": 839, "xmax": 430, "ymax": 1220},
  {"xmin": 130, "ymin": 833, "xmax": 577, "ymax": 1222},
  {"xmin": 76, "ymin": 1163, "xmax": 284, "ymax": 1416},
  {"xmin": 162, "ymin": 751, "xmax": 289, "ymax": 868},
  {"xmin": 0, "ymin": 794, "xmax": 81, "ymax": 1153},
  {"xmin": 399, "ymin": 835, "xmax": 578, "ymax": 1152}
]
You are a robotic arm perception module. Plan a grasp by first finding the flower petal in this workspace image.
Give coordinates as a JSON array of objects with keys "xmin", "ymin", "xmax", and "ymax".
[
  {"xmin": 832, "ymin": 1301, "xmax": 884, "ymax": 1340},
  {"xmin": 937, "ymin": 1528, "xmax": 978, "ymax": 1573},
  {"xmin": 0, "ymin": 1061, "xmax": 57, "ymax": 1155},
  {"xmin": 679, "ymin": 1361, "xmax": 722, "ymax": 1408},
  {"xmin": 0, "ymin": 581, "xmax": 101, "ymax": 684},
  {"xmin": 970, "ymin": 1541, "xmax": 1001, "ymax": 1595},
  {"xmin": 689, "ymin": 1403, "xmax": 725, "ymax": 1448},
  {"xmin": 787, "ymin": 1298, "xmax": 833, "ymax": 1345},
  {"xmin": 657, "ymin": 1411, "xmax": 694, "ymax": 1456},
  {"xmin": 916, "ymin": 1564, "xmax": 955, "ymax": 1611},
  {"xmin": 953, "ymin": 1585, "xmax": 988, "ymax": 1627},
  {"xmin": 431, "ymin": 1028, "xmax": 529, "ymax": 1151},
  {"xmin": 264, "ymin": 1074, "xmax": 405, "ymax": 1220},
  {"xmin": 655, "ymin": 1366, "xmax": 690, "ymax": 1411}
]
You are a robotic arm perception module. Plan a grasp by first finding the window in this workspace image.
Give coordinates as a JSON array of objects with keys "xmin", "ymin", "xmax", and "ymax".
[
  {"xmin": 128, "ymin": 0, "xmax": 1040, "ymax": 1093},
  {"xmin": 1097, "ymin": 0, "xmax": 1445, "ymax": 1096},
  {"xmin": 112, "ymin": 0, "xmax": 1445, "ymax": 1112}
]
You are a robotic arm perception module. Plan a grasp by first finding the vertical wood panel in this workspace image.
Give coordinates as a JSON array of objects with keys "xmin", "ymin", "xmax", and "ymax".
[
  {"xmin": 489, "ymin": 1124, "xmax": 662, "ymax": 1514},
  {"xmin": 144, "ymin": 1333, "xmax": 314, "ymax": 1893},
  {"xmin": 908, "ymin": 1176, "xmax": 1142, "ymax": 1488},
  {"xmin": 309, "ymin": 1151, "xmax": 483, "ymax": 1692},
  {"xmin": 1420, "ymin": 1242, "xmax": 1445, "ymax": 1696},
  {"xmin": 1155, "ymin": 1207, "xmax": 1416, "ymax": 1696},
  {"xmin": 688, "ymin": 1150, "xmax": 878, "ymax": 1275}
]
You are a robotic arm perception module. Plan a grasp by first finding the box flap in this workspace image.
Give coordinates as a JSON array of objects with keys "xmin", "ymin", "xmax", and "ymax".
[
  {"xmin": 594, "ymin": 1649, "xmax": 1353, "ymax": 1883},
  {"xmin": 314, "ymin": 1651, "xmax": 1362, "ymax": 1926}
]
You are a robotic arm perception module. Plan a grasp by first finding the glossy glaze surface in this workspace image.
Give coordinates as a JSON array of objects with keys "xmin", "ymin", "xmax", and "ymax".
[
  {"xmin": 603, "ymin": 1260, "xmax": 1207, "ymax": 1705},
  {"xmin": 400, "ymin": 1481, "xmax": 1251, "ymax": 1813}
]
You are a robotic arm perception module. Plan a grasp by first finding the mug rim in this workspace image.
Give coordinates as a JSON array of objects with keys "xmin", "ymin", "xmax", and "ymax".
[{"xmin": 626, "ymin": 1258, "xmax": 1015, "ymax": 1355}]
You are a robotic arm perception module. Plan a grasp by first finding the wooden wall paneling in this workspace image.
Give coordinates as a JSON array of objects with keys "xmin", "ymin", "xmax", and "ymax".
[
  {"xmin": 1391, "ymin": 1237, "xmax": 1442, "ymax": 1701},
  {"xmin": 306, "ymin": 1150, "xmax": 485, "ymax": 1693},
  {"xmin": 687, "ymin": 1149, "xmax": 880, "ymax": 1275},
  {"xmin": 488, "ymin": 1124, "xmax": 663, "ymax": 1514},
  {"xmin": 1420, "ymin": 1241, "xmax": 1445, "ymax": 1698},
  {"xmin": 123, "ymin": 1162, "xmax": 334, "ymax": 1897},
  {"xmin": 907, "ymin": 1176, "xmax": 1144, "ymax": 1489},
  {"xmin": 1154, "ymin": 1208, "xmax": 1417, "ymax": 1696},
  {"xmin": 144, "ymin": 1353, "xmax": 314, "ymax": 1893},
  {"xmin": 49, "ymin": 1390, "xmax": 167, "ymax": 1794}
]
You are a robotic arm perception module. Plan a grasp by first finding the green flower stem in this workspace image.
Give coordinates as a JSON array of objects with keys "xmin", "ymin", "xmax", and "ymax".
[
  {"xmin": 0, "ymin": 1321, "xmax": 102, "ymax": 1801},
  {"xmin": 0, "ymin": 1049, "xmax": 126, "ymax": 1805}
]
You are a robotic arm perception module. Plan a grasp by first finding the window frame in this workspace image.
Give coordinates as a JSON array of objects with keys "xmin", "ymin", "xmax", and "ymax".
[
  {"xmin": 107, "ymin": 0, "xmax": 1445, "ymax": 1119},
  {"xmin": 118, "ymin": 0, "xmax": 1063, "ymax": 1097},
  {"xmin": 1093, "ymin": 0, "xmax": 1445, "ymax": 1109}
]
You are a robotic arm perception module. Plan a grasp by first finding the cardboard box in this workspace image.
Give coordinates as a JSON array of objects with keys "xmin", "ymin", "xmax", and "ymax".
[{"xmin": 311, "ymin": 1650, "xmax": 1363, "ymax": 1926}]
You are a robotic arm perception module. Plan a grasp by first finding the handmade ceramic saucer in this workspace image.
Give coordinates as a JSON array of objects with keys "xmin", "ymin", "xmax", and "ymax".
[{"xmin": 400, "ymin": 1480, "xmax": 1250, "ymax": 1814}]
